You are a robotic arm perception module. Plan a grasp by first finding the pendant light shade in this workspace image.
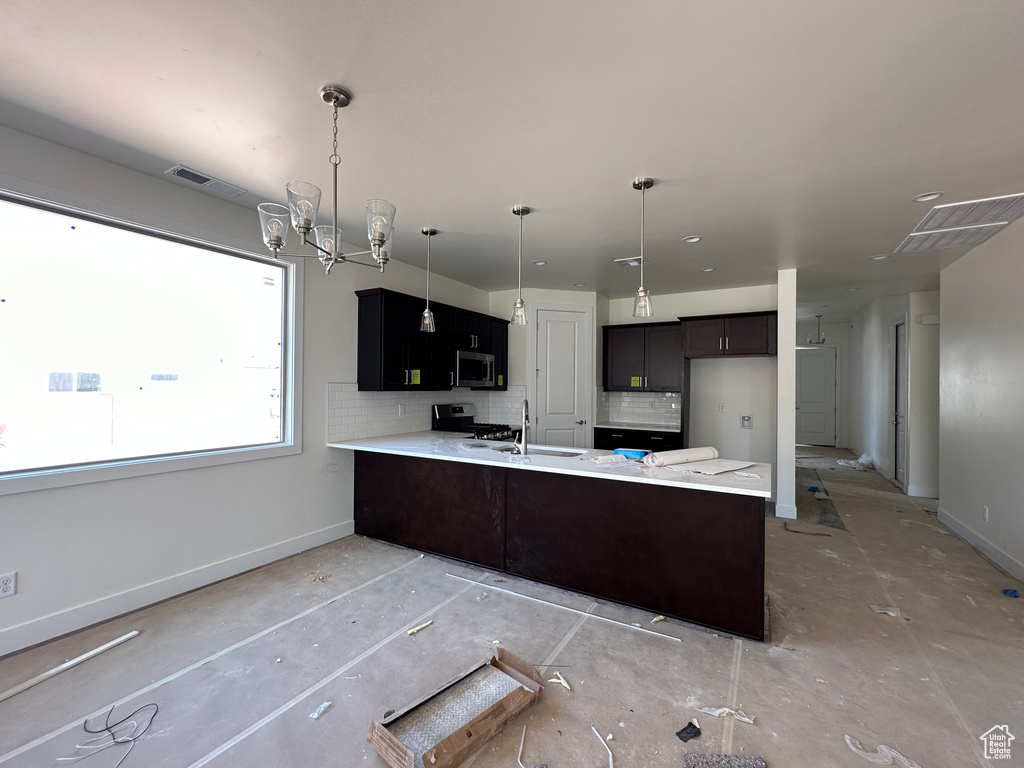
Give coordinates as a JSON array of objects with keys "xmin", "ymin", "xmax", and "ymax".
[
  {"xmin": 511, "ymin": 206, "xmax": 531, "ymax": 326},
  {"xmin": 632, "ymin": 177, "xmax": 655, "ymax": 318},
  {"xmin": 420, "ymin": 228, "xmax": 437, "ymax": 333}
]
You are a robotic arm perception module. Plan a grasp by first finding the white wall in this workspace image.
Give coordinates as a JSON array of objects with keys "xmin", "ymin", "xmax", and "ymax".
[
  {"xmin": 939, "ymin": 226, "xmax": 1024, "ymax": 583},
  {"xmin": 848, "ymin": 294, "xmax": 909, "ymax": 472},
  {"xmin": 0, "ymin": 125, "xmax": 485, "ymax": 655},
  {"xmin": 689, "ymin": 358, "xmax": 778, "ymax": 464},
  {"xmin": 605, "ymin": 284, "xmax": 777, "ymax": 324},
  {"xmin": 795, "ymin": 320, "xmax": 851, "ymax": 448},
  {"xmin": 907, "ymin": 291, "xmax": 939, "ymax": 497}
]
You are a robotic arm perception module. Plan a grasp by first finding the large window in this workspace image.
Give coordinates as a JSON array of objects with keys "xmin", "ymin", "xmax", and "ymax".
[{"xmin": 0, "ymin": 193, "xmax": 297, "ymax": 491}]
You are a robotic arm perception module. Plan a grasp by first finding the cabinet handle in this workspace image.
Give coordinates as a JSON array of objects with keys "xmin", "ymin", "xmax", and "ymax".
[
  {"xmin": 611, "ymin": 433, "xmax": 623, "ymax": 438},
  {"xmin": 404, "ymin": 369, "xmax": 409, "ymax": 385},
  {"xmin": 719, "ymin": 337, "xmax": 723, "ymax": 350},
  {"xmin": 645, "ymin": 376, "xmax": 648, "ymax": 388},
  {"xmin": 726, "ymin": 337, "xmax": 730, "ymax": 351},
  {"xmin": 651, "ymin": 436, "xmax": 663, "ymax": 440},
  {"xmin": 450, "ymin": 372, "xmax": 454, "ymax": 386}
]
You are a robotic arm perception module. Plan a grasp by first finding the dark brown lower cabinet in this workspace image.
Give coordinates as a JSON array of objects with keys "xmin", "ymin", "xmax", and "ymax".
[
  {"xmin": 353, "ymin": 452, "xmax": 506, "ymax": 569},
  {"xmin": 353, "ymin": 451, "xmax": 765, "ymax": 640}
]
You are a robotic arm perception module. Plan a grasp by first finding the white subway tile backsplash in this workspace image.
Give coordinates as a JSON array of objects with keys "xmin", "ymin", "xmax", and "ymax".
[
  {"xmin": 596, "ymin": 387, "xmax": 681, "ymax": 428},
  {"xmin": 326, "ymin": 383, "xmax": 528, "ymax": 443}
]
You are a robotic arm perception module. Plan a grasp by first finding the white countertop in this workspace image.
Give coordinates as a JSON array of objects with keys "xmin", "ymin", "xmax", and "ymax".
[
  {"xmin": 593, "ymin": 422, "xmax": 682, "ymax": 433},
  {"xmin": 329, "ymin": 431, "xmax": 771, "ymax": 498}
]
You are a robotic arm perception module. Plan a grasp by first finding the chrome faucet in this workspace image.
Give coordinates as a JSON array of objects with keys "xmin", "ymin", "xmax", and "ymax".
[{"xmin": 511, "ymin": 398, "xmax": 529, "ymax": 455}]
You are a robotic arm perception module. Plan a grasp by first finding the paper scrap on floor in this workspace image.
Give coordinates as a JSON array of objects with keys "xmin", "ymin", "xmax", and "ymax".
[{"xmin": 667, "ymin": 459, "xmax": 755, "ymax": 475}]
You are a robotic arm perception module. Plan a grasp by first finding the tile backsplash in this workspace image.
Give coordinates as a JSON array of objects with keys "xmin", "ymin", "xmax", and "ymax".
[
  {"xmin": 327, "ymin": 383, "xmax": 528, "ymax": 442},
  {"xmin": 597, "ymin": 388, "xmax": 682, "ymax": 428}
]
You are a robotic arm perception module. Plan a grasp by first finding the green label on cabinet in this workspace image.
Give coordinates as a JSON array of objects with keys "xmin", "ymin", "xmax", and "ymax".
[
  {"xmin": 631, "ymin": 376, "xmax": 641, "ymax": 387},
  {"xmin": 411, "ymin": 369, "xmax": 421, "ymax": 385},
  {"xmin": 498, "ymin": 374, "xmax": 503, "ymax": 386}
]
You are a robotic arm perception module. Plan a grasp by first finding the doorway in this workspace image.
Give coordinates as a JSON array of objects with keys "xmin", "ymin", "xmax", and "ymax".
[
  {"xmin": 533, "ymin": 306, "xmax": 592, "ymax": 448},
  {"xmin": 887, "ymin": 317, "xmax": 908, "ymax": 490},
  {"xmin": 796, "ymin": 347, "xmax": 837, "ymax": 446}
]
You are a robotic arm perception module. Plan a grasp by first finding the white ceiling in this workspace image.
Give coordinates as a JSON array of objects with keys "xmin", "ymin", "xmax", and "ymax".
[{"xmin": 2, "ymin": 1, "xmax": 1023, "ymax": 320}]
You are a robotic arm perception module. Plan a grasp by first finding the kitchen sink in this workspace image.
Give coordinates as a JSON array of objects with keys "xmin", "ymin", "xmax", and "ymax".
[{"xmin": 491, "ymin": 444, "xmax": 588, "ymax": 458}]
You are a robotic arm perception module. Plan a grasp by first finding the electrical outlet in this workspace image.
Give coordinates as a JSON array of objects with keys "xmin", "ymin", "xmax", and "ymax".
[
  {"xmin": 398, "ymin": 403, "xmax": 406, "ymax": 416},
  {"xmin": 649, "ymin": 401, "xmax": 656, "ymax": 410},
  {"xmin": 740, "ymin": 415, "xmax": 753, "ymax": 429},
  {"xmin": 0, "ymin": 572, "xmax": 15, "ymax": 599},
  {"xmin": 983, "ymin": 506, "xmax": 990, "ymax": 523},
  {"xmin": 719, "ymin": 402, "xmax": 726, "ymax": 413}
]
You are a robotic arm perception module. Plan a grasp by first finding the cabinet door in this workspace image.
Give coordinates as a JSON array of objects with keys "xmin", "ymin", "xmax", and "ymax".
[
  {"xmin": 724, "ymin": 315, "xmax": 768, "ymax": 355},
  {"xmin": 603, "ymin": 325, "xmax": 645, "ymax": 391},
  {"xmin": 426, "ymin": 304, "xmax": 454, "ymax": 390},
  {"xmin": 489, "ymin": 317, "xmax": 508, "ymax": 390},
  {"xmin": 644, "ymin": 324, "xmax": 683, "ymax": 391},
  {"xmin": 452, "ymin": 310, "xmax": 490, "ymax": 351},
  {"xmin": 683, "ymin": 318, "xmax": 725, "ymax": 357},
  {"xmin": 379, "ymin": 291, "xmax": 413, "ymax": 389}
]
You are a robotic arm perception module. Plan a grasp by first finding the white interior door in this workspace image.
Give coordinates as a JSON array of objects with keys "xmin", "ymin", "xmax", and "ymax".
[
  {"xmin": 535, "ymin": 308, "xmax": 591, "ymax": 447},
  {"xmin": 796, "ymin": 347, "xmax": 836, "ymax": 446},
  {"xmin": 893, "ymin": 321, "xmax": 907, "ymax": 489}
]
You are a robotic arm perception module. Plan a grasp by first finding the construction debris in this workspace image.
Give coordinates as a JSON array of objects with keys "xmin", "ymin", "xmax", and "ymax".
[
  {"xmin": 651, "ymin": 615, "xmax": 666, "ymax": 623},
  {"xmin": 697, "ymin": 706, "xmax": 755, "ymax": 724},
  {"xmin": 546, "ymin": 671, "xmax": 571, "ymax": 690},
  {"xmin": 516, "ymin": 725, "xmax": 549, "ymax": 768},
  {"xmin": 591, "ymin": 725, "xmax": 614, "ymax": 768},
  {"xmin": 406, "ymin": 620, "xmax": 433, "ymax": 636},
  {"xmin": 870, "ymin": 605, "xmax": 901, "ymax": 617},
  {"xmin": 783, "ymin": 520, "xmax": 832, "ymax": 537},
  {"xmin": 681, "ymin": 756, "xmax": 766, "ymax": 767},
  {"xmin": 844, "ymin": 735, "xmax": 921, "ymax": 768},
  {"xmin": 309, "ymin": 701, "xmax": 332, "ymax": 719},
  {"xmin": 1004, "ymin": 589, "xmax": 1020, "ymax": 599},
  {"xmin": 304, "ymin": 570, "xmax": 332, "ymax": 583},
  {"xmin": 676, "ymin": 719, "xmax": 702, "ymax": 742}
]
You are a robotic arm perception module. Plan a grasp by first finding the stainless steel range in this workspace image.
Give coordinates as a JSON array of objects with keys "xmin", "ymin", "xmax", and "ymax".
[{"xmin": 432, "ymin": 403, "xmax": 517, "ymax": 441}]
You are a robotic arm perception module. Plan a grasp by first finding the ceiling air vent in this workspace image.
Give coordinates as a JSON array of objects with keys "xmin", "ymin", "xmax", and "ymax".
[
  {"xmin": 895, "ymin": 222, "xmax": 1007, "ymax": 253},
  {"xmin": 165, "ymin": 165, "xmax": 246, "ymax": 198},
  {"xmin": 913, "ymin": 192, "xmax": 1024, "ymax": 232},
  {"xmin": 613, "ymin": 256, "xmax": 647, "ymax": 268}
]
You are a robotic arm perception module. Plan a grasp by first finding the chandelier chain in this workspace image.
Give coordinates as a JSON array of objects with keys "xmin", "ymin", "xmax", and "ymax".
[{"xmin": 330, "ymin": 106, "xmax": 341, "ymax": 167}]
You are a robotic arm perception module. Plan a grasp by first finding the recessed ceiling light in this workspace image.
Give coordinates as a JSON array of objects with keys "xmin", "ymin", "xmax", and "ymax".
[
  {"xmin": 821, "ymin": 304, "xmax": 831, "ymax": 308},
  {"xmin": 532, "ymin": 260, "xmax": 547, "ymax": 266},
  {"xmin": 914, "ymin": 191, "xmax": 944, "ymax": 203},
  {"xmin": 870, "ymin": 254, "xmax": 890, "ymax": 260},
  {"xmin": 573, "ymin": 282, "xmax": 585, "ymax": 287},
  {"xmin": 682, "ymin": 235, "xmax": 702, "ymax": 243},
  {"xmin": 846, "ymin": 286, "xmax": 861, "ymax": 291},
  {"xmin": 700, "ymin": 267, "xmax": 715, "ymax": 272}
]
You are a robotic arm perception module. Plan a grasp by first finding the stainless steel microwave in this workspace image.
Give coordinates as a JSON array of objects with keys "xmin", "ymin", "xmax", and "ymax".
[{"xmin": 455, "ymin": 349, "xmax": 495, "ymax": 387}]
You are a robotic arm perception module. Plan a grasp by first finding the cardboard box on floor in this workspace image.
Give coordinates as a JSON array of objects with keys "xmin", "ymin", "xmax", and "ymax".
[{"xmin": 367, "ymin": 647, "xmax": 544, "ymax": 768}]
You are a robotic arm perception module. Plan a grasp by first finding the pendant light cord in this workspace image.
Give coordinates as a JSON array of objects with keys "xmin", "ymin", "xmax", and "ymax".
[
  {"xmin": 425, "ymin": 232, "xmax": 430, "ymax": 309},
  {"xmin": 639, "ymin": 185, "xmax": 646, "ymax": 290},
  {"xmin": 518, "ymin": 209, "xmax": 524, "ymax": 299},
  {"xmin": 330, "ymin": 105, "xmax": 341, "ymax": 258}
]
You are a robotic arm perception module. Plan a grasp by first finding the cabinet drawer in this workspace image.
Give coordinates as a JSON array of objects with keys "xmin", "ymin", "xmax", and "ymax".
[{"xmin": 594, "ymin": 428, "xmax": 685, "ymax": 452}]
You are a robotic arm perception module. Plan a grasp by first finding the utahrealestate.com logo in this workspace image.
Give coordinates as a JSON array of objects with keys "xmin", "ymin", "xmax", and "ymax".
[{"xmin": 980, "ymin": 725, "xmax": 1015, "ymax": 760}]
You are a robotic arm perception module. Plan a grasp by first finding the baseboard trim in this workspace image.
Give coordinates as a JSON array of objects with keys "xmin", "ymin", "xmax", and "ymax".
[
  {"xmin": 937, "ymin": 507, "xmax": 1024, "ymax": 584},
  {"xmin": 907, "ymin": 484, "xmax": 939, "ymax": 499},
  {"xmin": 775, "ymin": 503, "xmax": 798, "ymax": 520},
  {"xmin": 0, "ymin": 521, "xmax": 354, "ymax": 658}
]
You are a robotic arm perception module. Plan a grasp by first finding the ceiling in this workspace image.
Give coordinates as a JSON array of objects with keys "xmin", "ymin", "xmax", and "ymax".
[{"xmin": 2, "ymin": 1, "xmax": 1023, "ymax": 320}]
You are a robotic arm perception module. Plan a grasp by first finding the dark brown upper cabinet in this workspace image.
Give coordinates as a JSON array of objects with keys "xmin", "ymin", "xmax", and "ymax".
[
  {"xmin": 682, "ymin": 312, "xmax": 777, "ymax": 358},
  {"xmin": 603, "ymin": 322, "xmax": 684, "ymax": 392}
]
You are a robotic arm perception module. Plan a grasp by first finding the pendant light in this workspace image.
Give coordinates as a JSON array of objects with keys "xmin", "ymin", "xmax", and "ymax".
[
  {"xmin": 511, "ymin": 205, "xmax": 531, "ymax": 326},
  {"xmin": 807, "ymin": 315, "xmax": 826, "ymax": 345},
  {"xmin": 420, "ymin": 228, "xmax": 437, "ymax": 332},
  {"xmin": 257, "ymin": 86, "xmax": 396, "ymax": 275},
  {"xmin": 632, "ymin": 177, "xmax": 654, "ymax": 317}
]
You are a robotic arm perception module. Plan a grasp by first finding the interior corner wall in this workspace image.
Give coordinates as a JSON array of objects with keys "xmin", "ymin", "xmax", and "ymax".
[
  {"xmin": 847, "ymin": 293, "xmax": 910, "ymax": 475},
  {"xmin": 0, "ymin": 125, "xmax": 487, "ymax": 656},
  {"xmin": 939, "ymin": 226, "xmax": 1024, "ymax": 583},
  {"xmin": 907, "ymin": 291, "xmax": 939, "ymax": 498}
]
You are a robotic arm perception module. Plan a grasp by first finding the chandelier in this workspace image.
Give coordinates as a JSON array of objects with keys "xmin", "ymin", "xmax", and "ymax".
[
  {"xmin": 806, "ymin": 315, "xmax": 826, "ymax": 345},
  {"xmin": 257, "ymin": 86, "xmax": 396, "ymax": 275}
]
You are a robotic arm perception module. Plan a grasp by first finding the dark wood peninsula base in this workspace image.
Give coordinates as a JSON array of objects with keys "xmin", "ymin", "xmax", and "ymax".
[{"xmin": 353, "ymin": 451, "xmax": 765, "ymax": 640}]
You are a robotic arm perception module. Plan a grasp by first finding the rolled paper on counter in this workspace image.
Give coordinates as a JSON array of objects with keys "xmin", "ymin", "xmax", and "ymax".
[{"xmin": 643, "ymin": 446, "xmax": 719, "ymax": 467}]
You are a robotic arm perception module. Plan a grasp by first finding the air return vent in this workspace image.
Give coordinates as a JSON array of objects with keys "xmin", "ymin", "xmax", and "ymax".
[
  {"xmin": 165, "ymin": 165, "xmax": 246, "ymax": 198},
  {"xmin": 895, "ymin": 222, "xmax": 1008, "ymax": 253},
  {"xmin": 613, "ymin": 256, "xmax": 647, "ymax": 268},
  {"xmin": 913, "ymin": 193, "xmax": 1024, "ymax": 232}
]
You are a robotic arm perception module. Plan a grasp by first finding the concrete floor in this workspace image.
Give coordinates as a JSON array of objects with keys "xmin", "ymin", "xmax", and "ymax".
[{"xmin": 1, "ymin": 449, "xmax": 1022, "ymax": 767}]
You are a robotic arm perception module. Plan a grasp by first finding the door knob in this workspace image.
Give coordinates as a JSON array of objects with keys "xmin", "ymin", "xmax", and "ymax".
[{"xmin": 575, "ymin": 419, "xmax": 587, "ymax": 425}]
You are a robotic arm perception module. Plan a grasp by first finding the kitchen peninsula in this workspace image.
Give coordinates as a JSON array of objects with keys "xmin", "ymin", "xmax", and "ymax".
[{"xmin": 330, "ymin": 433, "xmax": 771, "ymax": 640}]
